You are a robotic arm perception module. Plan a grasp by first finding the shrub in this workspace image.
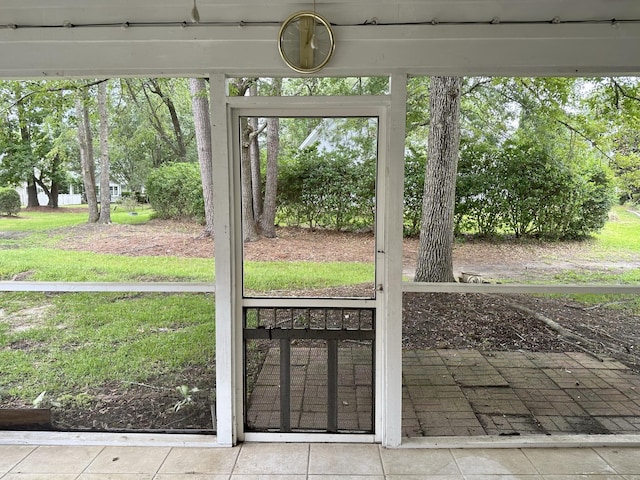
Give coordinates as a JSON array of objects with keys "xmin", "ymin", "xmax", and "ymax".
[
  {"xmin": 0, "ymin": 187, "xmax": 21, "ymax": 216},
  {"xmin": 403, "ymin": 147, "xmax": 426, "ymax": 236},
  {"xmin": 277, "ymin": 146, "xmax": 375, "ymax": 231},
  {"xmin": 145, "ymin": 162, "xmax": 204, "ymax": 222},
  {"xmin": 455, "ymin": 139, "xmax": 616, "ymax": 240},
  {"xmin": 455, "ymin": 142, "xmax": 505, "ymax": 237}
]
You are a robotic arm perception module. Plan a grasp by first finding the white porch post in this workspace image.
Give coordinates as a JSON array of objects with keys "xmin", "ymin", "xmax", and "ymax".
[
  {"xmin": 382, "ymin": 73, "xmax": 407, "ymax": 447},
  {"xmin": 211, "ymin": 74, "xmax": 239, "ymax": 446}
]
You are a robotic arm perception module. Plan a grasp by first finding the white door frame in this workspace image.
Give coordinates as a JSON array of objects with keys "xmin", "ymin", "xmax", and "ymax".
[{"xmin": 212, "ymin": 75, "xmax": 407, "ymax": 447}]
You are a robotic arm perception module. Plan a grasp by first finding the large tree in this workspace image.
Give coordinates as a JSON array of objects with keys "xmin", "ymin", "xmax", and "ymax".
[
  {"xmin": 257, "ymin": 79, "xmax": 282, "ymax": 238},
  {"xmin": 414, "ymin": 76, "xmax": 462, "ymax": 282},
  {"xmin": 123, "ymin": 78, "xmax": 192, "ymax": 164},
  {"xmin": 230, "ymin": 77, "xmax": 261, "ymax": 242},
  {"xmin": 108, "ymin": 80, "xmax": 154, "ymax": 195},
  {"xmin": 76, "ymin": 87, "xmax": 99, "ymax": 223},
  {"xmin": 259, "ymin": 115, "xmax": 280, "ymax": 237},
  {"xmin": 189, "ymin": 77, "xmax": 215, "ymax": 237},
  {"xmin": 98, "ymin": 80, "xmax": 112, "ymax": 224},
  {"xmin": 0, "ymin": 81, "xmax": 75, "ymax": 208}
]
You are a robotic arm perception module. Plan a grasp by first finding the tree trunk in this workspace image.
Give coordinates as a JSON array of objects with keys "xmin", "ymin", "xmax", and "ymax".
[
  {"xmin": 49, "ymin": 182, "xmax": 60, "ymax": 208},
  {"xmin": 17, "ymin": 98, "xmax": 39, "ymax": 208},
  {"xmin": 249, "ymin": 115, "xmax": 262, "ymax": 221},
  {"xmin": 34, "ymin": 176, "xmax": 52, "ymax": 207},
  {"xmin": 147, "ymin": 79, "xmax": 188, "ymax": 161},
  {"xmin": 414, "ymin": 76, "xmax": 462, "ymax": 283},
  {"xmin": 76, "ymin": 92, "xmax": 99, "ymax": 223},
  {"xmin": 259, "ymin": 116, "xmax": 279, "ymax": 237},
  {"xmin": 232, "ymin": 78, "xmax": 260, "ymax": 242},
  {"xmin": 241, "ymin": 116, "xmax": 259, "ymax": 242},
  {"xmin": 98, "ymin": 81, "xmax": 112, "ymax": 224},
  {"xmin": 26, "ymin": 176, "xmax": 39, "ymax": 207},
  {"xmin": 49, "ymin": 181, "xmax": 59, "ymax": 208},
  {"xmin": 189, "ymin": 77, "xmax": 215, "ymax": 237},
  {"xmin": 258, "ymin": 79, "xmax": 282, "ymax": 237},
  {"xmin": 48, "ymin": 153, "xmax": 61, "ymax": 208}
]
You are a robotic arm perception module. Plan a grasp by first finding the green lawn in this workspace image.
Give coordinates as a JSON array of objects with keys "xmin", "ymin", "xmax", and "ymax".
[
  {"xmin": 0, "ymin": 205, "xmax": 376, "ymax": 405},
  {"xmin": 593, "ymin": 207, "xmax": 640, "ymax": 254},
  {"xmin": 0, "ymin": 205, "xmax": 154, "ymax": 232},
  {"xmin": 0, "ymin": 292, "xmax": 215, "ymax": 399},
  {"xmin": 0, "ymin": 248, "xmax": 214, "ymax": 282}
]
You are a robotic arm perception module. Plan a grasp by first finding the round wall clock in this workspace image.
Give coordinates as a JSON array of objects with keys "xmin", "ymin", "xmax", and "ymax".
[{"xmin": 278, "ymin": 11, "xmax": 335, "ymax": 74}]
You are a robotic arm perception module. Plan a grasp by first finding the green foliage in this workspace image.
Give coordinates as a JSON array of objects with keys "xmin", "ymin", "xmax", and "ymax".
[
  {"xmin": 403, "ymin": 146, "xmax": 426, "ymax": 236},
  {"xmin": 0, "ymin": 187, "xmax": 21, "ymax": 215},
  {"xmin": 574, "ymin": 78, "xmax": 640, "ymax": 203},
  {"xmin": 146, "ymin": 162, "xmax": 204, "ymax": 222},
  {"xmin": 277, "ymin": 145, "xmax": 375, "ymax": 231},
  {"xmin": 0, "ymin": 81, "xmax": 77, "ymax": 207},
  {"xmin": 455, "ymin": 139, "xmax": 616, "ymax": 239},
  {"xmin": 455, "ymin": 141, "xmax": 503, "ymax": 237},
  {"xmin": 443, "ymin": 76, "xmax": 619, "ymax": 240}
]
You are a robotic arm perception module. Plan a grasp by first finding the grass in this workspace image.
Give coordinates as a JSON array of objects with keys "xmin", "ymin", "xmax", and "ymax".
[
  {"xmin": 0, "ymin": 248, "xmax": 214, "ymax": 282},
  {"xmin": 244, "ymin": 260, "xmax": 374, "ymax": 292},
  {"xmin": 0, "ymin": 205, "xmax": 377, "ymax": 405},
  {"xmin": 533, "ymin": 204, "xmax": 640, "ymax": 314},
  {"xmin": 0, "ymin": 204, "xmax": 154, "ymax": 232},
  {"xmin": 542, "ymin": 206, "xmax": 640, "ymax": 285},
  {"xmin": 0, "ymin": 292, "xmax": 215, "ymax": 399},
  {"xmin": 593, "ymin": 206, "xmax": 640, "ymax": 254},
  {"xmin": 552, "ymin": 269, "xmax": 640, "ymax": 284}
]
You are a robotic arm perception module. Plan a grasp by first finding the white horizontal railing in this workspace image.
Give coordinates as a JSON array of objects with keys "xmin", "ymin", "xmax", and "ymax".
[
  {"xmin": 403, "ymin": 282, "xmax": 640, "ymax": 295},
  {"xmin": 2, "ymin": 281, "xmax": 638, "ymax": 296},
  {"xmin": 0, "ymin": 282, "xmax": 215, "ymax": 293}
]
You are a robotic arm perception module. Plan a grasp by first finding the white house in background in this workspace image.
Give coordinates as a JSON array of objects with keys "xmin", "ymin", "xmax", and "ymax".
[
  {"xmin": 96, "ymin": 180, "xmax": 123, "ymax": 203},
  {"xmin": 299, "ymin": 117, "xmax": 377, "ymax": 153}
]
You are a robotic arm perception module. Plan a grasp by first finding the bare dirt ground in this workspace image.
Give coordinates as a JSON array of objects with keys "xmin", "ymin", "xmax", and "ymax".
[{"xmin": 5, "ymin": 219, "xmax": 640, "ymax": 432}]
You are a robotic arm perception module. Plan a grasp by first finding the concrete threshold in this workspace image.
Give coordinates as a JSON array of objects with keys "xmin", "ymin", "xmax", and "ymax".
[{"xmin": 2, "ymin": 430, "xmax": 640, "ymax": 449}]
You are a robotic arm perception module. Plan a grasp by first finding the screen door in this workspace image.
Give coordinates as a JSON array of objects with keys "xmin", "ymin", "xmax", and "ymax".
[{"xmin": 233, "ymin": 110, "xmax": 384, "ymax": 436}]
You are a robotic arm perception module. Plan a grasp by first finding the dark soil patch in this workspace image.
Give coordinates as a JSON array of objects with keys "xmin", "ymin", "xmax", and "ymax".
[
  {"xmin": 403, "ymin": 292, "xmax": 640, "ymax": 368},
  {"xmin": 52, "ymin": 366, "xmax": 216, "ymax": 432}
]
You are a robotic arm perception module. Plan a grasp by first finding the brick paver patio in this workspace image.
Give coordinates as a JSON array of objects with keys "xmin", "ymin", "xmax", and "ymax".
[
  {"xmin": 247, "ymin": 347, "xmax": 640, "ymax": 436},
  {"xmin": 403, "ymin": 349, "xmax": 640, "ymax": 437}
]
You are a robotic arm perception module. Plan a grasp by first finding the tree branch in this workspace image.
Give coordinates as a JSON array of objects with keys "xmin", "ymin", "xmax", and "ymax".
[
  {"xmin": 462, "ymin": 78, "xmax": 492, "ymax": 96},
  {"xmin": 554, "ymin": 118, "xmax": 614, "ymax": 162},
  {"xmin": 612, "ymin": 78, "xmax": 640, "ymax": 104},
  {"xmin": 248, "ymin": 121, "xmax": 268, "ymax": 141},
  {"xmin": 7, "ymin": 79, "xmax": 108, "ymax": 111}
]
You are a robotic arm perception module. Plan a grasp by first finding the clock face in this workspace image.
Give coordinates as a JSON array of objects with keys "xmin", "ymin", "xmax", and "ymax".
[{"xmin": 278, "ymin": 11, "xmax": 335, "ymax": 74}]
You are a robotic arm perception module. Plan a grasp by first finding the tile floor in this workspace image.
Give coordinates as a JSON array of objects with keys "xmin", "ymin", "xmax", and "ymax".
[{"xmin": 1, "ymin": 442, "xmax": 640, "ymax": 479}]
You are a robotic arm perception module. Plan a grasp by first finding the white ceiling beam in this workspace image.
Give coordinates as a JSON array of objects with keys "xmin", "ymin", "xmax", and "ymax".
[
  {"xmin": 0, "ymin": 23, "xmax": 638, "ymax": 78},
  {"xmin": 1, "ymin": 0, "xmax": 639, "ymax": 25}
]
